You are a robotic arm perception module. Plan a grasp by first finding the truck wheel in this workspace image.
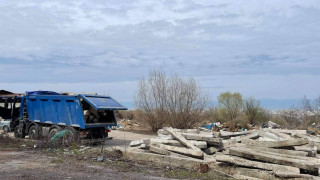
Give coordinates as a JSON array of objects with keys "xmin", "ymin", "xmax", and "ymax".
[
  {"xmin": 3, "ymin": 126, "xmax": 9, "ymax": 133},
  {"xmin": 63, "ymin": 127, "xmax": 79, "ymax": 145},
  {"xmin": 28, "ymin": 125, "xmax": 39, "ymax": 139},
  {"xmin": 14, "ymin": 126, "xmax": 20, "ymax": 138},
  {"xmin": 48, "ymin": 126, "xmax": 62, "ymax": 140},
  {"xmin": 14, "ymin": 126, "xmax": 25, "ymax": 138}
]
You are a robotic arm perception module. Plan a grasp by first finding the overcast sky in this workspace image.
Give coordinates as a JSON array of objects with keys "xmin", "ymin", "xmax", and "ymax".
[{"xmin": 0, "ymin": 0, "xmax": 319, "ymax": 108}]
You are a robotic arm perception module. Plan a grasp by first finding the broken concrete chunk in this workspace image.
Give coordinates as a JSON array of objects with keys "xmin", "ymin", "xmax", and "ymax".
[
  {"xmin": 268, "ymin": 121, "xmax": 280, "ymax": 129},
  {"xmin": 164, "ymin": 127, "xmax": 202, "ymax": 152},
  {"xmin": 219, "ymin": 130, "xmax": 251, "ymax": 138},
  {"xmin": 242, "ymin": 138, "xmax": 309, "ymax": 148},
  {"xmin": 129, "ymin": 139, "xmax": 150, "ymax": 147},
  {"xmin": 216, "ymin": 154, "xmax": 300, "ymax": 173},
  {"xmin": 204, "ymin": 147, "xmax": 219, "ymax": 155},
  {"xmin": 129, "ymin": 140, "xmax": 144, "ymax": 147},
  {"xmin": 158, "ymin": 144, "xmax": 203, "ymax": 159},
  {"xmin": 229, "ymin": 147, "xmax": 319, "ymax": 171}
]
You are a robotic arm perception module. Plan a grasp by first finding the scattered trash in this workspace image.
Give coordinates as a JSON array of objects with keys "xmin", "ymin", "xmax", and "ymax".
[
  {"xmin": 97, "ymin": 156, "xmax": 104, "ymax": 162},
  {"xmin": 51, "ymin": 129, "xmax": 70, "ymax": 142}
]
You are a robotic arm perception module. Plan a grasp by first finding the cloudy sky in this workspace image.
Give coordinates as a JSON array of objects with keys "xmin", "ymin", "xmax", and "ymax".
[{"xmin": 0, "ymin": 0, "xmax": 319, "ymax": 109}]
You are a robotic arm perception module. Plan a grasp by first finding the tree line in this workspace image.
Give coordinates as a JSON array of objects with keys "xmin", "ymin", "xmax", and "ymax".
[{"xmin": 117, "ymin": 69, "xmax": 320, "ymax": 132}]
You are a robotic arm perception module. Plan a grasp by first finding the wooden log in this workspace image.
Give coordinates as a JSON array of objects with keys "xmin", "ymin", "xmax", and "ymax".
[
  {"xmin": 216, "ymin": 154, "xmax": 300, "ymax": 173},
  {"xmin": 229, "ymin": 147, "xmax": 320, "ymax": 171},
  {"xmin": 158, "ymin": 144, "xmax": 203, "ymax": 158},
  {"xmin": 242, "ymin": 138, "xmax": 309, "ymax": 148}
]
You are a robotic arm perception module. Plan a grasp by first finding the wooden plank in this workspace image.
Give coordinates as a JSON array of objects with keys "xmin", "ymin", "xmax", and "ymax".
[{"xmin": 229, "ymin": 147, "xmax": 320, "ymax": 171}]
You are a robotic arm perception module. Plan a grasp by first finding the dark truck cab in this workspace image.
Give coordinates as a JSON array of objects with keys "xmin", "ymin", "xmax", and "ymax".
[{"xmin": 2, "ymin": 91, "xmax": 127, "ymax": 143}]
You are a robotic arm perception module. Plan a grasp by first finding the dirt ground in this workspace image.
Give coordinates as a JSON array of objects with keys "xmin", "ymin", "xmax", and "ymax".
[
  {"xmin": 104, "ymin": 129, "xmax": 157, "ymax": 151},
  {"xmin": 0, "ymin": 130, "xmax": 220, "ymax": 180}
]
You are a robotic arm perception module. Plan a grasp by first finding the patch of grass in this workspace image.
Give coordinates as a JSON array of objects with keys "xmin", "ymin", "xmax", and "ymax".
[
  {"xmin": 50, "ymin": 158, "xmax": 64, "ymax": 164},
  {"xmin": 0, "ymin": 133, "xmax": 33, "ymax": 150}
]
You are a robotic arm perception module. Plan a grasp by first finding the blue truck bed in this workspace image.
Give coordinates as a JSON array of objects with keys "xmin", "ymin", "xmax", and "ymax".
[{"xmin": 23, "ymin": 94, "xmax": 127, "ymax": 129}]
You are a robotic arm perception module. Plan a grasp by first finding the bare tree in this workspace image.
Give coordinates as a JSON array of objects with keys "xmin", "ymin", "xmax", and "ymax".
[
  {"xmin": 280, "ymin": 107, "xmax": 302, "ymax": 129},
  {"xmin": 135, "ymin": 69, "xmax": 208, "ymax": 131},
  {"xmin": 244, "ymin": 97, "xmax": 261, "ymax": 125},
  {"xmin": 135, "ymin": 70, "xmax": 168, "ymax": 132}
]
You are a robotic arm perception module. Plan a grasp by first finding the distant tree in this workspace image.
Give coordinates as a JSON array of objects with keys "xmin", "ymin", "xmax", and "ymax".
[
  {"xmin": 217, "ymin": 92, "xmax": 243, "ymax": 121},
  {"xmin": 244, "ymin": 97, "xmax": 261, "ymax": 125}
]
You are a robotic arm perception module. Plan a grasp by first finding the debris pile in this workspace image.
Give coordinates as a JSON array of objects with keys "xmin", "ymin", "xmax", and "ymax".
[
  {"xmin": 117, "ymin": 119, "xmax": 142, "ymax": 130},
  {"xmin": 129, "ymin": 127, "xmax": 320, "ymax": 179}
]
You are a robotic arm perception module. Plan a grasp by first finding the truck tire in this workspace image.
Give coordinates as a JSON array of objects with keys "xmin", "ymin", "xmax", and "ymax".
[
  {"xmin": 14, "ymin": 126, "xmax": 25, "ymax": 138},
  {"xmin": 3, "ymin": 126, "xmax": 9, "ymax": 133},
  {"xmin": 28, "ymin": 125, "xmax": 39, "ymax": 139},
  {"xmin": 48, "ymin": 125, "xmax": 62, "ymax": 140},
  {"xmin": 63, "ymin": 127, "xmax": 79, "ymax": 145}
]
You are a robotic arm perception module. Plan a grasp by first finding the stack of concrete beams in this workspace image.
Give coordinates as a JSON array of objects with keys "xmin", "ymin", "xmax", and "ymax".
[{"xmin": 129, "ymin": 127, "xmax": 320, "ymax": 179}]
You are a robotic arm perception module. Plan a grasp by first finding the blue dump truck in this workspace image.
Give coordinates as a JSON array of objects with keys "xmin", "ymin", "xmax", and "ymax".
[{"xmin": 0, "ymin": 90, "xmax": 127, "ymax": 143}]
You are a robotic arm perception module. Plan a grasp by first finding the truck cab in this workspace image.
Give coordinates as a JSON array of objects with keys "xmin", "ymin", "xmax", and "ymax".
[{"xmin": 0, "ymin": 90, "xmax": 22, "ymax": 132}]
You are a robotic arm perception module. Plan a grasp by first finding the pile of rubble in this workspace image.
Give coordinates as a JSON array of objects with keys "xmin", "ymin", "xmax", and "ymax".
[{"xmin": 129, "ymin": 127, "xmax": 320, "ymax": 179}]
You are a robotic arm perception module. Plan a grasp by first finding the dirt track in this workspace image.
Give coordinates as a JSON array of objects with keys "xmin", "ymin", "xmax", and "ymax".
[
  {"xmin": 104, "ymin": 130, "xmax": 157, "ymax": 151},
  {"xmin": 0, "ymin": 130, "xmax": 184, "ymax": 180},
  {"xmin": 0, "ymin": 150, "xmax": 173, "ymax": 180}
]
